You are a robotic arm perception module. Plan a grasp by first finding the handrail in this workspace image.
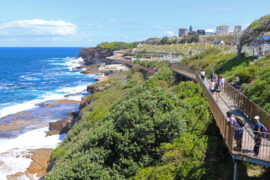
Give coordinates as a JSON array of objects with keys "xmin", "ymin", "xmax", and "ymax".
[
  {"xmin": 224, "ymin": 82, "xmax": 270, "ymax": 130},
  {"xmin": 174, "ymin": 64, "xmax": 270, "ymax": 130},
  {"xmin": 173, "ymin": 66, "xmax": 270, "ymax": 163},
  {"xmin": 195, "ymin": 72, "xmax": 234, "ymax": 151}
]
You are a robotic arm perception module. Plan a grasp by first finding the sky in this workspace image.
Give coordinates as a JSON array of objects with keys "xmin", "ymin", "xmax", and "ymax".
[{"xmin": 0, "ymin": 0, "xmax": 269, "ymax": 47}]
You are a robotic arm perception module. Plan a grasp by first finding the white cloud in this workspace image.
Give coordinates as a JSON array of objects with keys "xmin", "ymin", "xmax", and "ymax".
[
  {"xmin": 164, "ymin": 30, "xmax": 176, "ymax": 36},
  {"xmin": 0, "ymin": 19, "xmax": 76, "ymax": 37}
]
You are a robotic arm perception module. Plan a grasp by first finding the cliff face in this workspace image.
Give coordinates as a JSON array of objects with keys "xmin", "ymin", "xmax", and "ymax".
[{"xmin": 78, "ymin": 47, "xmax": 111, "ymax": 65}]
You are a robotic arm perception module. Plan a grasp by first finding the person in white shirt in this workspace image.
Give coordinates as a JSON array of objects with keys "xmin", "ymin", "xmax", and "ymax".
[
  {"xmin": 220, "ymin": 74, "xmax": 225, "ymax": 93},
  {"xmin": 200, "ymin": 70, "xmax": 205, "ymax": 81},
  {"xmin": 227, "ymin": 111, "xmax": 243, "ymax": 151},
  {"xmin": 209, "ymin": 79, "xmax": 215, "ymax": 95}
]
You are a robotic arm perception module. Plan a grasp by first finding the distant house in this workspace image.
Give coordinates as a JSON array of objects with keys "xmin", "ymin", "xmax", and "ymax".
[
  {"xmin": 178, "ymin": 28, "xmax": 188, "ymax": 37},
  {"xmin": 216, "ymin": 24, "xmax": 230, "ymax": 34},
  {"xmin": 234, "ymin": 25, "xmax": 242, "ymax": 34},
  {"xmin": 197, "ymin": 30, "xmax": 206, "ymax": 36}
]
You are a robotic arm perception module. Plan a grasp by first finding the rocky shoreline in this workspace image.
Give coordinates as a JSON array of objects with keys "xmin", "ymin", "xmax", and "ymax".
[
  {"xmin": 7, "ymin": 148, "xmax": 53, "ymax": 180},
  {"xmin": 5, "ymin": 47, "xmax": 136, "ymax": 179}
]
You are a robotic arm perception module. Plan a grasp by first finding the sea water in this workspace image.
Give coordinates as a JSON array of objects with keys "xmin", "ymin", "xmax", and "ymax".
[
  {"xmin": 0, "ymin": 47, "xmax": 98, "ymax": 179},
  {"xmin": 0, "ymin": 47, "xmax": 97, "ymax": 118}
]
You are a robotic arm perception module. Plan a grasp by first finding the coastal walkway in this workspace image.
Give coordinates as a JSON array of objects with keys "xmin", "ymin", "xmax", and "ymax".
[{"xmin": 171, "ymin": 65, "xmax": 270, "ymax": 179}]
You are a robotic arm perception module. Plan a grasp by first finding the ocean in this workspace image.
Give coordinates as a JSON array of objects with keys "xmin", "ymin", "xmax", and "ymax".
[{"xmin": 0, "ymin": 47, "xmax": 98, "ymax": 179}]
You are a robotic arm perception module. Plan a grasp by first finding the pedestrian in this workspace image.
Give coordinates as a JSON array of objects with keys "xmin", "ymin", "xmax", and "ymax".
[
  {"xmin": 220, "ymin": 74, "xmax": 225, "ymax": 93},
  {"xmin": 200, "ymin": 70, "xmax": 205, "ymax": 81},
  {"xmin": 253, "ymin": 115, "xmax": 262, "ymax": 156},
  {"xmin": 210, "ymin": 72, "xmax": 215, "ymax": 82},
  {"xmin": 209, "ymin": 79, "xmax": 216, "ymax": 96},
  {"xmin": 215, "ymin": 78, "xmax": 221, "ymax": 102},
  {"xmin": 214, "ymin": 75, "xmax": 218, "ymax": 83},
  {"xmin": 227, "ymin": 111, "xmax": 243, "ymax": 152}
]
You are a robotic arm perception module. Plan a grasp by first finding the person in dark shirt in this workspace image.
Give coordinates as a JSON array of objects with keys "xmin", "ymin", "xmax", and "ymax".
[{"xmin": 253, "ymin": 115, "xmax": 262, "ymax": 156}]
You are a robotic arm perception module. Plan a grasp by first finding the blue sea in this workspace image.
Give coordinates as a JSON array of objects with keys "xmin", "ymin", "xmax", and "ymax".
[
  {"xmin": 0, "ymin": 47, "xmax": 97, "ymax": 118},
  {"xmin": 0, "ymin": 47, "xmax": 98, "ymax": 179}
]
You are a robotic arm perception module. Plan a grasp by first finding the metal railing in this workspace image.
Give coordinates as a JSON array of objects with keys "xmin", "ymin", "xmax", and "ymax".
[
  {"xmin": 196, "ymin": 72, "xmax": 270, "ymax": 162},
  {"xmin": 171, "ymin": 67, "xmax": 270, "ymax": 163},
  {"xmin": 234, "ymin": 129, "xmax": 270, "ymax": 162},
  {"xmin": 195, "ymin": 72, "xmax": 234, "ymax": 151},
  {"xmin": 224, "ymin": 83, "xmax": 270, "ymax": 130}
]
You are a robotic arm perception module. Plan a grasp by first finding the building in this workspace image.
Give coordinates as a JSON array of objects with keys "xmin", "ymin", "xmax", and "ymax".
[
  {"xmin": 178, "ymin": 28, "xmax": 188, "ymax": 37},
  {"xmin": 188, "ymin": 31, "xmax": 197, "ymax": 35},
  {"xmin": 216, "ymin": 24, "xmax": 230, "ymax": 34},
  {"xmin": 205, "ymin": 29, "xmax": 215, "ymax": 35},
  {"xmin": 197, "ymin": 30, "xmax": 206, "ymax": 36},
  {"xmin": 234, "ymin": 25, "xmax": 242, "ymax": 34}
]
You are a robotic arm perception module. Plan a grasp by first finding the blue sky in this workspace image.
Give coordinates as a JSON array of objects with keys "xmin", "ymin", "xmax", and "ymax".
[{"xmin": 0, "ymin": 0, "xmax": 269, "ymax": 47}]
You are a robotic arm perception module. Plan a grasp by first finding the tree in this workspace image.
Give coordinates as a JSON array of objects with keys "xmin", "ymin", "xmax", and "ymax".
[
  {"xmin": 238, "ymin": 14, "xmax": 270, "ymax": 57},
  {"xmin": 160, "ymin": 36, "xmax": 169, "ymax": 44}
]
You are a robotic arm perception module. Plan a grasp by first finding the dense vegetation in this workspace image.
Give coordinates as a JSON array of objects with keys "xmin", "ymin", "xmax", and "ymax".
[
  {"xmin": 97, "ymin": 42, "xmax": 138, "ymax": 55},
  {"xmin": 143, "ymin": 35, "xmax": 199, "ymax": 45},
  {"xmin": 45, "ymin": 63, "xmax": 270, "ymax": 179},
  {"xmin": 180, "ymin": 48, "xmax": 270, "ymax": 113},
  {"xmin": 133, "ymin": 60, "xmax": 170, "ymax": 69}
]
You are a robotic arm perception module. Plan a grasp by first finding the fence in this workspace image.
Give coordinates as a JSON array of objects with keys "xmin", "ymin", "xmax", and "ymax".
[
  {"xmin": 224, "ymin": 83, "xmax": 270, "ymax": 130},
  {"xmin": 174, "ymin": 66, "xmax": 270, "ymax": 162},
  {"xmin": 195, "ymin": 72, "xmax": 234, "ymax": 151}
]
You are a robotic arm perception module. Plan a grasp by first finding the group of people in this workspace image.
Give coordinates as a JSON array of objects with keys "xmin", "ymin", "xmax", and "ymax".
[
  {"xmin": 227, "ymin": 112, "xmax": 267, "ymax": 157},
  {"xmin": 200, "ymin": 70, "xmax": 268, "ymax": 157},
  {"xmin": 200, "ymin": 70, "xmax": 225, "ymax": 102}
]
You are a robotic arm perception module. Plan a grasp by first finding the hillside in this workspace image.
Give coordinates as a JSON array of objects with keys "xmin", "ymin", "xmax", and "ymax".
[
  {"xmin": 180, "ymin": 49, "xmax": 270, "ymax": 114},
  {"xmin": 44, "ymin": 62, "xmax": 269, "ymax": 179}
]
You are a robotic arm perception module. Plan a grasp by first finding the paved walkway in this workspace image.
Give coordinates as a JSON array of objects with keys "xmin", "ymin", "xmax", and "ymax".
[
  {"xmin": 203, "ymin": 78, "xmax": 270, "ymax": 161},
  {"xmin": 171, "ymin": 66, "xmax": 270, "ymax": 163}
]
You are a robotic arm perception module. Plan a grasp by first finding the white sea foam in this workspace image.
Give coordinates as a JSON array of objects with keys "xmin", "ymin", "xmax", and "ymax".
[
  {"xmin": 19, "ymin": 75, "xmax": 40, "ymax": 81},
  {"xmin": 50, "ymin": 57, "xmax": 84, "ymax": 71},
  {"xmin": 0, "ymin": 55, "xmax": 99, "ymax": 118},
  {"xmin": 0, "ymin": 83, "xmax": 92, "ymax": 118},
  {"xmin": 0, "ymin": 127, "xmax": 66, "ymax": 180}
]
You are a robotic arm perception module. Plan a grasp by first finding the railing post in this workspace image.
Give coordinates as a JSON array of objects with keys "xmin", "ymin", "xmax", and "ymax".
[{"xmin": 233, "ymin": 159, "xmax": 238, "ymax": 180}]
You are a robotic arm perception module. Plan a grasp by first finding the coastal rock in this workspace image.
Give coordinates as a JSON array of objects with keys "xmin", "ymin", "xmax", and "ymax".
[
  {"xmin": 7, "ymin": 148, "xmax": 52, "ymax": 180},
  {"xmin": 46, "ymin": 112, "xmax": 79, "ymax": 136},
  {"xmin": 25, "ymin": 148, "xmax": 53, "ymax": 179},
  {"xmin": 45, "ymin": 100, "xmax": 80, "ymax": 107},
  {"xmin": 87, "ymin": 81, "xmax": 111, "ymax": 94},
  {"xmin": 79, "ymin": 97, "xmax": 87, "ymax": 110},
  {"xmin": 78, "ymin": 47, "xmax": 111, "ymax": 65},
  {"xmin": 80, "ymin": 64, "xmax": 102, "ymax": 74},
  {"xmin": 96, "ymin": 75, "xmax": 110, "ymax": 82},
  {"xmin": 98, "ymin": 64, "xmax": 129, "ymax": 75}
]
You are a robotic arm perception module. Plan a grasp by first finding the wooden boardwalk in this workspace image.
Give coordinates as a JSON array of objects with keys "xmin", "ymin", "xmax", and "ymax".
[{"xmin": 171, "ymin": 65, "xmax": 270, "ymax": 167}]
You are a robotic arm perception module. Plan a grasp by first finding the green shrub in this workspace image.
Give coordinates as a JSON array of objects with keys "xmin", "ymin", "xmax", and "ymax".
[
  {"xmin": 144, "ymin": 67, "xmax": 173, "ymax": 89},
  {"xmin": 236, "ymin": 65, "xmax": 258, "ymax": 83}
]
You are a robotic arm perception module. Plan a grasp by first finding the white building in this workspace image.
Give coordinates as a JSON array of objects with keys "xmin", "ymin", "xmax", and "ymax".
[
  {"xmin": 216, "ymin": 25, "xmax": 230, "ymax": 34},
  {"xmin": 234, "ymin": 25, "xmax": 242, "ymax": 34},
  {"xmin": 178, "ymin": 28, "xmax": 188, "ymax": 37}
]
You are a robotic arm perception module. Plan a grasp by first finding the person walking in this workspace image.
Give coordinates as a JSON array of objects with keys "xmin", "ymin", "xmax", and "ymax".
[
  {"xmin": 209, "ymin": 79, "xmax": 216, "ymax": 96},
  {"xmin": 227, "ymin": 111, "xmax": 243, "ymax": 152},
  {"xmin": 210, "ymin": 72, "xmax": 215, "ymax": 82},
  {"xmin": 253, "ymin": 115, "xmax": 262, "ymax": 156},
  {"xmin": 200, "ymin": 70, "xmax": 205, "ymax": 81},
  {"xmin": 220, "ymin": 74, "xmax": 225, "ymax": 93},
  {"xmin": 215, "ymin": 78, "xmax": 221, "ymax": 102}
]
